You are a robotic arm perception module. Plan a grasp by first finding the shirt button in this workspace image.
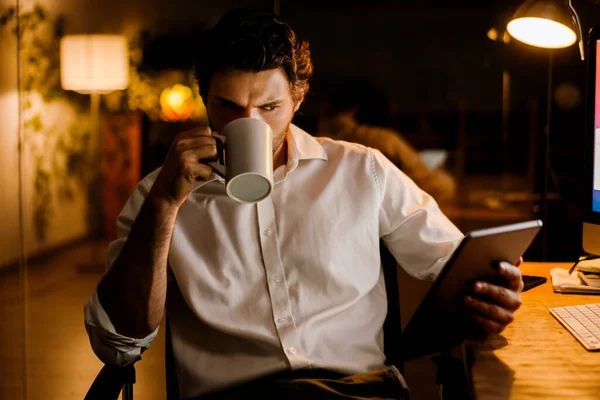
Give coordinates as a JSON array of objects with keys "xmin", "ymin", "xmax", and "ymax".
[
  {"xmin": 277, "ymin": 317, "xmax": 290, "ymax": 324},
  {"xmin": 263, "ymin": 228, "xmax": 272, "ymax": 237},
  {"xmin": 288, "ymin": 347, "xmax": 297, "ymax": 355},
  {"xmin": 273, "ymin": 276, "xmax": 282, "ymax": 284}
]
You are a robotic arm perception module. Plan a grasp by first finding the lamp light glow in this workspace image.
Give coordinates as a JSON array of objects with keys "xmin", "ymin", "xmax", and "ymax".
[
  {"xmin": 487, "ymin": 28, "xmax": 499, "ymax": 41},
  {"xmin": 507, "ymin": 17, "xmax": 576, "ymax": 48},
  {"xmin": 60, "ymin": 35, "xmax": 129, "ymax": 94},
  {"xmin": 160, "ymin": 84, "xmax": 195, "ymax": 121}
]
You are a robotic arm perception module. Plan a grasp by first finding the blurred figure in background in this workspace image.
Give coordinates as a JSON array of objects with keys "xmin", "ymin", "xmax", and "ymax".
[{"xmin": 317, "ymin": 80, "xmax": 456, "ymax": 203}]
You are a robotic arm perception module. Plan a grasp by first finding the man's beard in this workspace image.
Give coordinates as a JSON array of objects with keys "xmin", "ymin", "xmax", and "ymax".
[{"xmin": 272, "ymin": 121, "xmax": 291, "ymax": 156}]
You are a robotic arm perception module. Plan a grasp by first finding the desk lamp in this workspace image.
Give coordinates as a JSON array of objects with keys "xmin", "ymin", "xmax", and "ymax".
[{"xmin": 507, "ymin": 0, "xmax": 584, "ymax": 264}]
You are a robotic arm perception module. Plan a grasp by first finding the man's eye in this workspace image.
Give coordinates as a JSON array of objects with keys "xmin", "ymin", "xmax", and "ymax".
[
  {"xmin": 262, "ymin": 105, "xmax": 277, "ymax": 111},
  {"xmin": 221, "ymin": 103, "xmax": 238, "ymax": 109}
]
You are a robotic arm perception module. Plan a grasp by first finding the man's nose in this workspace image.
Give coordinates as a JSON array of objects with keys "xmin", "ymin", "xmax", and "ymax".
[{"xmin": 240, "ymin": 108, "xmax": 262, "ymax": 120}]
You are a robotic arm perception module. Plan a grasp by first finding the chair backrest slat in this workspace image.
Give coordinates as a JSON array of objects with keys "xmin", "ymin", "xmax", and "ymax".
[
  {"xmin": 380, "ymin": 241, "xmax": 403, "ymax": 370},
  {"xmin": 165, "ymin": 317, "xmax": 180, "ymax": 399}
]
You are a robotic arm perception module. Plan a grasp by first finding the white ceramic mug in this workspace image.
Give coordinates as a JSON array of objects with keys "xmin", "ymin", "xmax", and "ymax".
[{"xmin": 208, "ymin": 118, "xmax": 273, "ymax": 204}]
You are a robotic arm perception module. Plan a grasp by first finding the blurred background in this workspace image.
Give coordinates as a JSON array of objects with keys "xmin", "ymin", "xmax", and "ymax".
[{"xmin": 1, "ymin": 0, "xmax": 599, "ymax": 398}]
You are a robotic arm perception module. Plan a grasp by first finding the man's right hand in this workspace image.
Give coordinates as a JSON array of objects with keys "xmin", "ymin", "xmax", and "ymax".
[
  {"xmin": 97, "ymin": 127, "xmax": 216, "ymax": 339},
  {"xmin": 148, "ymin": 126, "xmax": 218, "ymax": 209}
]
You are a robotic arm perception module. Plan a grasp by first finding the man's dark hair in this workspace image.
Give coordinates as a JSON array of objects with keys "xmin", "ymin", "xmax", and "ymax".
[{"xmin": 194, "ymin": 9, "xmax": 313, "ymax": 103}]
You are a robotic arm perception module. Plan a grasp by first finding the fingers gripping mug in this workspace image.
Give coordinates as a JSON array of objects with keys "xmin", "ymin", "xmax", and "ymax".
[{"xmin": 207, "ymin": 118, "xmax": 274, "ymax": 204}]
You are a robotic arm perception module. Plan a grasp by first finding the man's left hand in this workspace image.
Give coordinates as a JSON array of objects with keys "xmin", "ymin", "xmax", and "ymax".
[{"xmin": 463, "ymin": 257, "xmax": 524, "ymax": 336}]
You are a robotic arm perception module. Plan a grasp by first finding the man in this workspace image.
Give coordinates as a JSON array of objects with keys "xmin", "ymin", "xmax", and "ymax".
[
  {"xmin": 85, "ymin": 9, "xmax": 524, "ymax": 400},
  {"xmin": 317, "ymin": 80, "xmax": 456, "ymax": 203}
]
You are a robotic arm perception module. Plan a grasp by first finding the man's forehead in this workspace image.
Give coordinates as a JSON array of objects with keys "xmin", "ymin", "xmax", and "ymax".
[{"xmin": 208, "ymin": 67, "xmax": 291, "ymax": 98}]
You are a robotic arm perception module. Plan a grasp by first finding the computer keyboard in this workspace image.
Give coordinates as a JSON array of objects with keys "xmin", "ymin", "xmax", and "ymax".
[{"xmin": 550, "ymin": 304, "xmax": 600, "ymax": 350}]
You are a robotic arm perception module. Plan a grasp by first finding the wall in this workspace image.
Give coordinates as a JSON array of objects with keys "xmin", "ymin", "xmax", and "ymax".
[
  {"xmin": 284, "ymin": 0, "xmax": 598, "ymax": 115},
  {"xmin": 0, "ymin": 0, "xmax": 23, "ymax": 268},
  {"xmin": 0, "ymin": 1, "xmax": 24, "ymax": 398},
  {"xmin": 0, "ymin": 0, "xmax": 92, "ymax": 267},
  {"xmin": 43, "ymin": 0, "xmax": 272, "ymax": 33}
]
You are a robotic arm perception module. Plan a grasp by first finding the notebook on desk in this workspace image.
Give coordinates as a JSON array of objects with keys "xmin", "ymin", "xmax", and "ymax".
[{"xmin": 550, "ymin": 268, "xmax": 600, "ymax": 294}]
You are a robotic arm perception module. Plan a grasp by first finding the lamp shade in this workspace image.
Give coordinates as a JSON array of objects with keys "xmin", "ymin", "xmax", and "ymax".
[
  {"xmin": 507, "ymin": 0, "xmax": 584, "ymax": 59},
  {"xmin": 60, "ymin": 35, "xmax": 129, "ymax": 94}
]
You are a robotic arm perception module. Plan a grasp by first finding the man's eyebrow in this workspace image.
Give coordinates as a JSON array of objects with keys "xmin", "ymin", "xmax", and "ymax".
[
  {"xmin": 258, "ymin": 99, "xmax": 283, "ymax": 107},
  {"xmin": 214, "ymin": 96, "xmax": 284, "ymax": 108}
]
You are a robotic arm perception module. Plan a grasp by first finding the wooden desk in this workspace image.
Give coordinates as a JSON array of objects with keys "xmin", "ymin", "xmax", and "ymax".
[{"xmin": 471, "ymin": 262, "xmax": 600, "ymax": 400}]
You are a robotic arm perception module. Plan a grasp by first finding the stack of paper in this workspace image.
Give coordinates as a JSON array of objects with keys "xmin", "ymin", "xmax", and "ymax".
[{"xmin": 550, "ymin": 268, "xmax": 600, "ymax": 294}]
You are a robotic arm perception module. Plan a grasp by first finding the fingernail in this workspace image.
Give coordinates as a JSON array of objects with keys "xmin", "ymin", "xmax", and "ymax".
[
  {"xmin": 474, "ymin": 282, "xmax": 483, "ymax": 291},
  {"xmin": 499, "ymin": 262, "xmax": 510, "ymax": 270},
  {"xmin": 464, "ymin": 295, "xmax": 473, "ymax": 304}
]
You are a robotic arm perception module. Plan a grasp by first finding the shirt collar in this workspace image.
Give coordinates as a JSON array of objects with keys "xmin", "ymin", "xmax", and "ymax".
[{"xmin": 288, "ymin": 123, "xmax": 328, "ymax": 162}]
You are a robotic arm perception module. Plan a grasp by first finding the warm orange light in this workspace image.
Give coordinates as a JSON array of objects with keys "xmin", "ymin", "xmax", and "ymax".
[
  {"xmin": 487, "ymin": 28, "xmax": 499, "ymax": 41},
  {"xmin": 160, "ymin": 84, "xmax": 194, "ymax": 121}
]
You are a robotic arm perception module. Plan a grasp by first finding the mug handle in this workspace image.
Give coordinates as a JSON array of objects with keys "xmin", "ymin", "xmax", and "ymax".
[{"xmin": 206, "ymin": 134, "xmax": 227, "ymax": 178}]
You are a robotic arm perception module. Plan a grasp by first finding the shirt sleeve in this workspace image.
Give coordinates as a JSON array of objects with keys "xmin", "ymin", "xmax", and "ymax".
[
  {"xmin": 364, "ymin": 126, "xmax": 456, "ymax": 202},
  {"xmin": 83, "ymin": 177, "xmax": 159, "ymax": 367},
  {"xmin": 370, "ymin": 148, "xmax": 464, "ymax": 281}
]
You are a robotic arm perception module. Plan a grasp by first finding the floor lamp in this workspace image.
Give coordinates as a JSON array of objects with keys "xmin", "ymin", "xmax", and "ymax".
[
  {"xmin": 60, "ymin": 34, "xmax": 129, "ymax": 268},
  {"xmin": 507, "ymin": 0, "xmax": 584, "ymax": 264}
]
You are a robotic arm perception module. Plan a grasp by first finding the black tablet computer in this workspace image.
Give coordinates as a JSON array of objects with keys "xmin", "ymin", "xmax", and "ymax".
[{"xmin": 399, "ymin": 219, "xmax": 543, "ymax": 361}]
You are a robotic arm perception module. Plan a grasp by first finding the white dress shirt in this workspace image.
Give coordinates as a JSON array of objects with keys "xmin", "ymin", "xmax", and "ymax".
[{"xmin": 84, "ymin": 123, "xmax": 463, "ymax": 398}]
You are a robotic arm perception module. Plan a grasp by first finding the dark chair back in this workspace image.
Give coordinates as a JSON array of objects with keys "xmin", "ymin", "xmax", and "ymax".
[
  {"xmin": 84, "ymin": 363, "xmax": 136, "ymax": 400},
  {"xmin": 165, "ymin": 317, "xmax": 180, "ymax": 400},
  {"xmin": 380, "ymin": 241, "xmax": 403, "ymax": 370}
]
